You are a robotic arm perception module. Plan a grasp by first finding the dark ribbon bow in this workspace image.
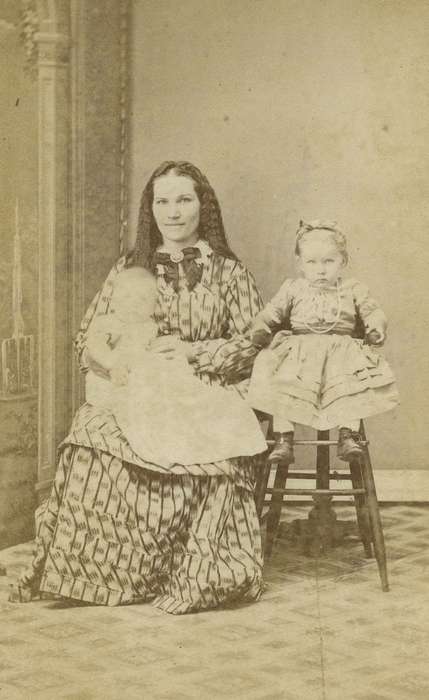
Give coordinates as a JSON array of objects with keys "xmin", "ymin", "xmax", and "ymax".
[{"xmin": 152, "ymin": 247, "xmax": 203, "ymax": 292}]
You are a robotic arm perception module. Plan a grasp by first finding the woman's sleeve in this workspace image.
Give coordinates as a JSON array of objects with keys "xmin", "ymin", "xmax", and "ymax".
[
  {"xmin": 352, "ymin": 280, "xmax": 387, "ymax": 329},
  {"xmin": 190, "ymin": 262, "xmax": 264, "ymax": 382},
  {"xmin": 74, "ymin": 256, "xmax": 127, "ymax": 372}
]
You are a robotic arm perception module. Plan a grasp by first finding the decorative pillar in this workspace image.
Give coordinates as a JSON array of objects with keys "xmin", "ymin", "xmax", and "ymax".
[
  {"xmin": 35, "ymin": 5, "xmax": 71, "ymax": 498},
  {"xmin": 32, "ymin": 0, "xmax": 130, "ymax": 500}
]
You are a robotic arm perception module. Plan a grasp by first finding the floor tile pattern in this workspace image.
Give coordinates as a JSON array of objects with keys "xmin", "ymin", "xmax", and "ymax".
[{"xmin": 0, "ymin": 504, "xmax": 428, "ymax": 699}]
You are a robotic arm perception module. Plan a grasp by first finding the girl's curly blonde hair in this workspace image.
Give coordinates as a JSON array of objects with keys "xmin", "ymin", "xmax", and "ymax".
[{"xmin": 295, "ymin": 219, "xmax": 349, "ymax": 263}]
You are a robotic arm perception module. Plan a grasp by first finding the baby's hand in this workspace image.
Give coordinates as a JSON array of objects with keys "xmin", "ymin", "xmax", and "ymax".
[{"xmin": 110, "ymin": 365, "xmax": 129, "ymax": 386}]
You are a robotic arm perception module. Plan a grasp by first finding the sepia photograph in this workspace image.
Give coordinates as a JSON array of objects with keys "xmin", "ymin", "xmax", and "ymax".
[{"xmin": 0, "ymin": 1, "xmax": 428, "ymax": 698}]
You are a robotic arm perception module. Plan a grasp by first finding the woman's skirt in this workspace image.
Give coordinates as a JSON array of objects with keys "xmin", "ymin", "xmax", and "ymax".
[
  {"xmin": 23, "ymin": 443, "xmax": 263, "ymax": 614},
  {"xmin": 248, "ymin": 333, "xmax": 399, "ymax": 430}
]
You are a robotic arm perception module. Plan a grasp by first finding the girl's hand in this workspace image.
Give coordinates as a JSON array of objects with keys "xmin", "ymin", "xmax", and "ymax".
[
  {"xmin": 364, "ymin": 311, "xmax": 387, "ymax": 346},
  {"xmin": 149, "ymin": 335, "xmax": 196, "ymax": 363},
  {"xmin": 366, "ymin": 328, "xmax": 386, "ymax": 346}
]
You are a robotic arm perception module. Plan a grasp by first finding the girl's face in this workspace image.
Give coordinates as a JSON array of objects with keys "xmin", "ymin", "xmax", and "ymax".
[
  {"xmin": 152, "ymin": 172, "xmax": 201, "ymax": 247},
  {"xmin": 297, "ymin": 237, "xmax": 345, "ymax": 285}
]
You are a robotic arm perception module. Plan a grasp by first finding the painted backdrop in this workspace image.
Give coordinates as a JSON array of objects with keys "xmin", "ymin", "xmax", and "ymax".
[
  {"xmin": 0, "ymin": 1, "xmax": 38, "ymax": 547},
  {"xmin": 128, "ymin": 0, "xmax": 429, "ymax": 473}
]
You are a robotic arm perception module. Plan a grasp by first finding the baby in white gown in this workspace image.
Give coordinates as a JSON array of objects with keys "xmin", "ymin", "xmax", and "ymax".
[{"xmin": 86, "ymin": 267, "xmax": 266, "ymax": 468}]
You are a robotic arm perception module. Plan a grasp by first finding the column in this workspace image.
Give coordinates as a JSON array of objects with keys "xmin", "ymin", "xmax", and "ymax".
[{"xmin": 35, "ymin": 27, "xmax": 71, "ymax": 498}]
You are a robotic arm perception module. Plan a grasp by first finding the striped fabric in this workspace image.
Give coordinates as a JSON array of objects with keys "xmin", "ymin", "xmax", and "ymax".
[
  {"xmin": 65, "ymin": 404, "xmax": 258, "ymax": 486},
  {"xmin": 24, "ymin": 246, "xmax": 266, "ymax": 612},
  {"xmin": 35, "ymin": 446, "xmax": 263, "ymax": 612},
  {"xmin": 75, "ymin": 246, "xmax": 264, "ymax": 394}
]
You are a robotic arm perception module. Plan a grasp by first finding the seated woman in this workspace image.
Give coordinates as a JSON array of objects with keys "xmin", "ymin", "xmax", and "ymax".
[{"xmin": 10, "ymin": 160, "xmax": 266, "ymax": 614}]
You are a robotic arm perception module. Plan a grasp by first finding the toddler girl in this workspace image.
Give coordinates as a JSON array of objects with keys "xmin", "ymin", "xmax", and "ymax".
[
  {"xmin": 86, "ymin": 267, "xmax": 266, "ymax": 467},
  {"xmin": 248, "ymin": 220, "xmax": 399, "ymax": 464}
]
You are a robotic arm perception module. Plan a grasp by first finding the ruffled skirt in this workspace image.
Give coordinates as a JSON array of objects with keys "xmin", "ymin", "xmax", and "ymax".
[{"xmin": 248, "ymin": 332, "xmax": 399, "ymax": 430}]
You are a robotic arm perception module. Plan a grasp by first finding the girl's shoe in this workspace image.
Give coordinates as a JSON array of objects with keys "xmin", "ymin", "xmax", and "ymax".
[
  {"xmin": 337, "ymin": 427, "xmax": 363, "ymax": 462},
  {"xmin": 268, "ymin": 432, "xmax": 295, "ymax": 464}
]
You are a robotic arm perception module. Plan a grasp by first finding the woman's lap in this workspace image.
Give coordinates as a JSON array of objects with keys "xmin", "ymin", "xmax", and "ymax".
[
  {"xmin": 65, "ymin": 402, "xmax": 252, "ymax": 482},
  {"xmin": 30, "ymin": 444, "xmax": 263, "ymax": 613}
]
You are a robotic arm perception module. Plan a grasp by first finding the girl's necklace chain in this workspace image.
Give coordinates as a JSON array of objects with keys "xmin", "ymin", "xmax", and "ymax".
[{"xmin": 302, "ymin": 280, "xmax": 342, "ymax": 335}]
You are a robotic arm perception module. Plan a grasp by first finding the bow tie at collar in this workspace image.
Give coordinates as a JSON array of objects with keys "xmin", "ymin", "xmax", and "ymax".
[{"xmin": 152, "ymin": 246, "xmax": 204, "ymax": 292}]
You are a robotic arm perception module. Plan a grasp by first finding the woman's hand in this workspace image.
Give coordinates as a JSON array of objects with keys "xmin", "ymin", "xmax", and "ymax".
[
  {"xmin": 252, "ymin": 328, "xmax": 272, "ymax": 349},
  {"xmin": 149, "ymin": 335, "xmax": 196, "ymax": 363}
]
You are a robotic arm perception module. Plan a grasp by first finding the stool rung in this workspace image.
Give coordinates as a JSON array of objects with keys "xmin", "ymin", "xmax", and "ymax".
[
  {"xmin": 258, "ymin": 421, "xmax": 389, "ymax": 592},
  {"xmin": 266, "ymin": 439, "xmax": 369, "ymax": 446},
  {"xmin": 286, "ymin": 471, "xmax": 353, "ymax": 481},
  {"xmin": 266, "ymin": 487, "xmax": 366, "ymax": 496}
]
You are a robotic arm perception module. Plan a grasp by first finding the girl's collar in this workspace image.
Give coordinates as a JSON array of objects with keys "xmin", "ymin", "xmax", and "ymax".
[{"xmin": 305, "ymin": 276, "xmax": 343, "ymax": 291}]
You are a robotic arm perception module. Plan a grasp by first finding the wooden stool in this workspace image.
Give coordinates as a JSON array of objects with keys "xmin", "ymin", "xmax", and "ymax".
[{"xmin": 255, "ymin": 420, "xmax": 389, "ymax": 592}]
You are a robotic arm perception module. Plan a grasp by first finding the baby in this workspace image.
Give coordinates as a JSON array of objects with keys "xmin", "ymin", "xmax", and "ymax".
[
  {"xmin": 248, "ymin": 220, "xmax": 399, "ymax": 464},
  {"xmin": 86, "ymin": 267, "xmax": 158, "ymax": 404},
  {"xmin": 86, "ymin": 267, "xmax": 266, "ymax": 467}
]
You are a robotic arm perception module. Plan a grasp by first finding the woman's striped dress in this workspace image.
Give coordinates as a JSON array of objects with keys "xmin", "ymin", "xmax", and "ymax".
[{"xmin": 28, "ymin": 242, "xmax": 266, "ymax": 613}]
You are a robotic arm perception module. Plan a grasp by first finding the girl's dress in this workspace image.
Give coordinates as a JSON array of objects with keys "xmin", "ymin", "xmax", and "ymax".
[
  {"xmin": 248, "ymin": 277, "xmax": 399, "ymax": 430},
  {"xmin": 21, "ymin": 241, "xmax": 266, "ymax": 613},
  {"xmin": 86, "ymin": 317, "xmax": 266, "ymax": 467}
]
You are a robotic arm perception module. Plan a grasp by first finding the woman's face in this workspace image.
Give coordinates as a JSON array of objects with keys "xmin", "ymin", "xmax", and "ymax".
[{"xmin": 152, "ymin": 172, "xmax": 201, "ymax": 247}]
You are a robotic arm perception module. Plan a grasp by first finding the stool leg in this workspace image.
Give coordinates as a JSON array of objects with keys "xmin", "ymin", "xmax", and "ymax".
[
  {"xmin": 305, "ymin": 430, "xmax": 339, "ymax": 553},
  {"xmin": 255, "ymin": 459, "xmax": 271, "ymax": 519},
  {"xmin": 316, "ymin": 431, "xmax": 330, "ymax": 490},
  {"xmin": 359, "ymin": 426, "xmax": 389, "ymax": 591},
  {"xmin": 349, "ymin": 458, "xmax": 373, "ymax": 558},
  {"xmin": 264, "ymin": 462, "xmax": 289, "ymax": 560}
]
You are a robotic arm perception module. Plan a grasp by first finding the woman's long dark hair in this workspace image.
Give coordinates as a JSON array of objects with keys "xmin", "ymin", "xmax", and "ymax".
[{"xmin": 131, "ymin": 161, "xmax": 237, "ymax": 268}]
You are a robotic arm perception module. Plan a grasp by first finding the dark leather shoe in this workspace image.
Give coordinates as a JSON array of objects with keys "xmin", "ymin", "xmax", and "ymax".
[
  {"xmin": 268, "ymin": 432, "xmax": 295, "ymax": 464},
  {"xmin": 337, "ymin": 427, "xmax": 363, "ymax": 462}
]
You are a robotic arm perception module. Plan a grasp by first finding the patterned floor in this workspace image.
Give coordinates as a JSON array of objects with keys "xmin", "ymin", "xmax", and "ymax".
[{"xmin": 1, "ymin": 504, "xmax": 428, "ymax": 700}]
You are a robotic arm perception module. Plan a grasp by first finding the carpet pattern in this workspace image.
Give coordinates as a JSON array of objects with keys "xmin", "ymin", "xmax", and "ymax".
[{"xmin": 0, "ymin": 504, "xmax": 428, "ymax": 699}]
